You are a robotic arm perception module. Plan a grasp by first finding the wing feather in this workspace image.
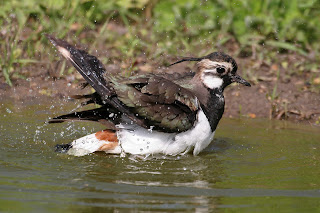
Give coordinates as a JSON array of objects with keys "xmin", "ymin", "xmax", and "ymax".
[
  {"xmin": 111, "ymin": 75, "xmax": 199, "ymax": 132},
  {"xmin": 46, "ymin": 34, "xmax": 147, "ymax": 128},
  {"xmin": 47, "ymin": 35, "xmax": 199, "ymax": 132}
]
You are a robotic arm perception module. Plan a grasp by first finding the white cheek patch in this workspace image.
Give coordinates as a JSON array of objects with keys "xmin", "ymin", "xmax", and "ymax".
[{"xmin": 202, "ymin": 75, "xmax": 223, "ymax": 89}]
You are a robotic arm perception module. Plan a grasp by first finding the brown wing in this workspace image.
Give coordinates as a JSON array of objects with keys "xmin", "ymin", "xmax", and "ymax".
[
  {"xmin": 47, "ymin": 35, "xmax": 199, "ymax": 132},
  {"xmin": 111, "ymin": 75, "xmax": 199, "ymax": 132}
]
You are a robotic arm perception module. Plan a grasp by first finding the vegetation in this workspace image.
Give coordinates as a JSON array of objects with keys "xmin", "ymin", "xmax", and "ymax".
[{"xmin": 0, "ymin": 0, "xmax": 320, "ymax": 88}]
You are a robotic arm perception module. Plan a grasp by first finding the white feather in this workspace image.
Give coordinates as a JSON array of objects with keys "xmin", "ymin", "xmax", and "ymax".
[
  {"xmin": 202, "ymin": 75, "xmax": 223, "ymax": 89},
  {"xmin": 117, "ymin": 109, "xmax": 214, "ymax": 156},
  {"xmin": 68, "ymin": 134, "xmax": 121, "ymax": 156},
  {"xmin": 67, "ymin": 109, "xmax": 214, "ymax": 156}
]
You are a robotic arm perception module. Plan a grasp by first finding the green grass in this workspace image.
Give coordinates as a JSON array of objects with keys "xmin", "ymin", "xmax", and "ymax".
[{"xmin": 0, "ymin": 0, "xmax": 320, "ymax": 86}]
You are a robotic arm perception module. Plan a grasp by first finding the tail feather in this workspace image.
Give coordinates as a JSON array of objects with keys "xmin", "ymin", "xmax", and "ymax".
[
  {"xmin": 55, "ymin": 130, "xmax": 121, "ymax": 156},
  {"xmin": 55, "ymin": 143, "xmax": 72, "ymax": 153}
]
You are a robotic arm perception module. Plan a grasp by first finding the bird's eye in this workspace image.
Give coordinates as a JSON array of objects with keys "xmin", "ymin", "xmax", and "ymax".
[{"xmin": 216, "ymin": 67, "xmax": 225, "ymax": 74}]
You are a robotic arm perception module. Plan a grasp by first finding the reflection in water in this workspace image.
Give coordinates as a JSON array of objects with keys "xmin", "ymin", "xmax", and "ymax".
[
  {"xmin": 97, "ymin": 138, "xmax": 235, "ymax": 211},
  {"xmin": 71, "ymin": 151, "xmax": 227, "ymax": 212},
  {"xmin": 1, "ymin": 100, "xmax": 320, "ymax": 212}
]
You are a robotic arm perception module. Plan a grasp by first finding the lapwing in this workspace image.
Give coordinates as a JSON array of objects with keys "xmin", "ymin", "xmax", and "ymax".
[{"xmin": 46, "ymin": 35, "xmax": 251, "ymax": 156}]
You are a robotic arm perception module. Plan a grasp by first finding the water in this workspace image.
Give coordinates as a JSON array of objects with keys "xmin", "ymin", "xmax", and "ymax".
[{"xmin": 1, "ymin": 99, "xmax": 320, "ymax": 212}]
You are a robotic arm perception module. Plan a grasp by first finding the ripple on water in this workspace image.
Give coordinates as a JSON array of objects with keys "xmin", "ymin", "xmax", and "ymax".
[{"xmin": 0, "ymin": 100, "xmax": 320, "ymax": 212}]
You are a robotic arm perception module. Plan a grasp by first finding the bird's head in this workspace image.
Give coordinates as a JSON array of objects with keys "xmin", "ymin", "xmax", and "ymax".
[{"xmin": 169, "ymin": 52, "xmax": 251, "ymax": 90}]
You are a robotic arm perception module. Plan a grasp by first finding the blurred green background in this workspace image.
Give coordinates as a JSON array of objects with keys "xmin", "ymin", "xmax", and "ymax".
[{"xmin": 0, "ymin": 0, "xmax": 319, "ymax": 86}]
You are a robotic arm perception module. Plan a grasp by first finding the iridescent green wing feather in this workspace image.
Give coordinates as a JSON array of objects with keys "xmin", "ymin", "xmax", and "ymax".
[{"xmin": 110, "ymin": 75, "xmax": 199, "ymax": 132}]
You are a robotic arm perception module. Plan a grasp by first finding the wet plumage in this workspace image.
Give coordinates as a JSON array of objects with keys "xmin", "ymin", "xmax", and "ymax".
[{"xmin": 46, "ymin": 34, "xmax": 250, "ymax": 156}]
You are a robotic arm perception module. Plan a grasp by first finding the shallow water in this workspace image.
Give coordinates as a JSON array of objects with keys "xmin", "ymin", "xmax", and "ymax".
[{"xmin": 1, "ymin": 100, "xmax": 320, "ymax": 212}]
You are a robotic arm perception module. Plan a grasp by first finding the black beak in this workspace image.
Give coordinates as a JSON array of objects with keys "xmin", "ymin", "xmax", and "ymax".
[{"xmin": 230, "ymin": 74, "xmax": 251, "ymax": 87}]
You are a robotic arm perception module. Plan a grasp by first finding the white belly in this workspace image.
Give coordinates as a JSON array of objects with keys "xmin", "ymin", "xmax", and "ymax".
[{"xmin": 117, "ymin": 109, "xmax": 215, "ymax": 155}]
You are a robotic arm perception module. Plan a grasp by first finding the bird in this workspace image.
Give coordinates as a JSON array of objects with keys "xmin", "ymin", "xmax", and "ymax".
[{"xmin": 46, "ymin": 34, "xmax": 251, "ymax": 157}]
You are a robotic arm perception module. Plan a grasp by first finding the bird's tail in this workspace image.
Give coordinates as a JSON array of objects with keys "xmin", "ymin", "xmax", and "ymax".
[{"xmin": 55, "ymin": 129, "xmax": 121, "ymax": 156}]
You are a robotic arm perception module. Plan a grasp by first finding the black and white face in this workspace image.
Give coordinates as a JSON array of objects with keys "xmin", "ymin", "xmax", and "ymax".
[
  {"xmin": 197, "ymin": 59, "xmax": 250, "ymax": 90},
  {"xmin": 198, "ymin": 59, "xmax": 234, "ymax": 89}
]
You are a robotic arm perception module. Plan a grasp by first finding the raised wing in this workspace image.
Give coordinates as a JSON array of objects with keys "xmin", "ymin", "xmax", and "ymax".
[
  {"xmin": 111, "ymin": 75, "xmax": 199, "ymax": 132},
  {"xmin": 47, "ymin": 35, "xmax": 199, "ymax": 132},
  {"xmin": 46, "ymin": 34, "xmax": 147, "ymax": 128}
]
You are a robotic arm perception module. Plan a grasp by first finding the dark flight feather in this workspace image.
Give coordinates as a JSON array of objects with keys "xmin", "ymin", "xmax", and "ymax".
[
  {"xmin": 49, "ymin": 107, "xmax": 120, "ymax": 130},
  {"xmin": 47, "ymin": 35, "xmax": 200, "ymax": 132},
  {"xmin": 46, "ymin": 34, "xmax": 147, "ymax": 128}
]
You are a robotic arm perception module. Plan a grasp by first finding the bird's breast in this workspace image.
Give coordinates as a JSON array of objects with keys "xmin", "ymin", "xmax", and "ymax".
[{"xmin": 117, "ymin": 109, "xmax": 214, "ymax": 155}]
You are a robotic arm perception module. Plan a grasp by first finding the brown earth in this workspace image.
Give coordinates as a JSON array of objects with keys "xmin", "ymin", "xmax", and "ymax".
[{"xmin": 1, "ymin": 51, "xmax": 319, "ymax": 126}]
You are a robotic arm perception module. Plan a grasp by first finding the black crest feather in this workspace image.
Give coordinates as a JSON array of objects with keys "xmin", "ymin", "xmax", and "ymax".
[{"xmin": 168, "ymin": 57, "xmax": 203, "ymax": 67}]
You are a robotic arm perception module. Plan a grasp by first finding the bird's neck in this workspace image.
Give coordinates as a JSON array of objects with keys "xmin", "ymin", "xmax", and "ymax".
[
  {"xmin": 201, "ymin": 88, "xmax": 225, "ymax": 132},
  {"xmin": 191, "ymin": 75, "xmax": 225, "ymax": 131}
]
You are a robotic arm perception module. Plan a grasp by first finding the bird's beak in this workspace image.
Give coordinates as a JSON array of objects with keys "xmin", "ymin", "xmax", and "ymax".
[{"xmin": 230, "ymin": 74, "xmax": 251, "ymax": 87}]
